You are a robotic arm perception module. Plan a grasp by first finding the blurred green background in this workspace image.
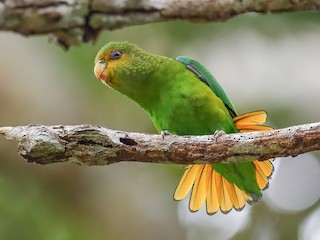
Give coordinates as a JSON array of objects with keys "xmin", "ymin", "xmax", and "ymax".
[{"xmin": 1, "ymin": 12, "xmax": 320, "ymax": 240}]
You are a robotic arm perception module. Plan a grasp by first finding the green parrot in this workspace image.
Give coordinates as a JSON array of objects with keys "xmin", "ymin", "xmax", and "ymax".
[{"xmin": 94, "ymin": 41, "xmax": 273, "ymax": 215}]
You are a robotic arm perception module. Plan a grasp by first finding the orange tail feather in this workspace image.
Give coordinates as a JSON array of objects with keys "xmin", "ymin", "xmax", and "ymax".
[{"xmin": 174, "ymin": 111, "xmax": 274, "ymax": 214}]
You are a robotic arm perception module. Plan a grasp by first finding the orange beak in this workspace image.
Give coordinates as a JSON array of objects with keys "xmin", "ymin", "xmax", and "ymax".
[{"xmin": 94, "ymin": 60, "xmax": 107, "ymax": 82}]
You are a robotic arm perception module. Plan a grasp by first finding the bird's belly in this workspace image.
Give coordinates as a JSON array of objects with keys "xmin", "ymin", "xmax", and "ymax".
[{"xmin": 151, "ymin": 100, "xmax": 234, "ymax": 135}]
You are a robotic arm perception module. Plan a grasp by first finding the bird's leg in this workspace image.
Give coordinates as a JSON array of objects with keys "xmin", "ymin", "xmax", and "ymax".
[
  {"xmin": 160, "ymin": 130, "xmax": 171, "ymax": 140},
  {"xmin": 212, "ymin": 130, "xmax": 225, "ymax": 142}
]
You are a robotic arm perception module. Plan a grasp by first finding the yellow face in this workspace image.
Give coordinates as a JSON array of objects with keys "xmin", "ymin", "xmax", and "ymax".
[
  {"xmin": 94, "ymin": 48, "xmax": 128, "ymax": 88},
  {"xmin": 93, "ymin": 42, "xmax": 161, "ymax": 101}
]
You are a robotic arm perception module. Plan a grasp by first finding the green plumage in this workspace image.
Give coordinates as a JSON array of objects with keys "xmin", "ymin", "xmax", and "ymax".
[{"xmin": 95, "ymin": 41, "xmax": 262, "ymax": 198}]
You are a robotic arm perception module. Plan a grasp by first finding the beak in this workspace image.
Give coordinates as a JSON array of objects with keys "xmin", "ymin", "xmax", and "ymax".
[{"xmin": 94, "ymin": 60, "xmax": 108, "ymax": 81}]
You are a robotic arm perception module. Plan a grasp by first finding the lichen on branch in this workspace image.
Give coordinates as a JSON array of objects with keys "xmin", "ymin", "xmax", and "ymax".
[
  {"xmin": 0, "ymin": 0, "xmax": 320, "ymax": 48},
  {"xmin": 0, "ymin": 122, "xmax": 319, "ymax": 166}
]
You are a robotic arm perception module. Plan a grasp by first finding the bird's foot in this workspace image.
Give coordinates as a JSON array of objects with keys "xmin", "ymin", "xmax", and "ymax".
[
  {"xmin": 213, "ymin": 130, "xmax": 225, "ymax": 142},
  {"xmin": 160, "ymin": 130, "xmax": 171, "ymax": 140}
]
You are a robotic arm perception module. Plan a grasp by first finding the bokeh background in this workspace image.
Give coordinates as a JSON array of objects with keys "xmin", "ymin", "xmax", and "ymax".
[{"xmin": 1, "ymin": 12, "xmax": 320, "ymax": 240}]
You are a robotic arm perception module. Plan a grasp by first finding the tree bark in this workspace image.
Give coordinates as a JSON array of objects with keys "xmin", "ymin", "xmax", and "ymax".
[
  {"xmin": 0, "ymin": 0, "xmax": 319, "ymax": 49},
  {"xmin": 0, "ymin": 122, "xmax": 319, "ymax": 166}
]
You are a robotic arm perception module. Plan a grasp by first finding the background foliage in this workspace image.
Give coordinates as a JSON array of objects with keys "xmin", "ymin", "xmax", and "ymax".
[{"xmin": 0, "ymin": 12, "xmax": 320, "ymax": 240}]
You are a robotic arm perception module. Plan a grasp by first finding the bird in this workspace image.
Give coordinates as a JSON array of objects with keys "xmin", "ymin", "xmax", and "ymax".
[{"xmin": 94, "ymin": 41, "xmax": 273, "ymax": 215}]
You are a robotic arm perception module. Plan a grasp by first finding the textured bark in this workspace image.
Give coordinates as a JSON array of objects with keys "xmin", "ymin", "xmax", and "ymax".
[
  {"xmin": 0, "ymin": 0, "xmax": 319, "ymax": 48},
  {"xmin": 0, "ymin": 122, "xmax": 319, "ymax": 166}
]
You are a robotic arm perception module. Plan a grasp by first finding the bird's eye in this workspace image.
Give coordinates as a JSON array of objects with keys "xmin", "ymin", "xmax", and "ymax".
[{"xmin": 110, "ymin": 50, "xmax": 122, "ymax": 60}]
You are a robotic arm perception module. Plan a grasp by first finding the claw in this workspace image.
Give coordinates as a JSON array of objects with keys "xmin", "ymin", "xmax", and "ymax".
[
  {"xmin": 213, "ymin": 130, "xmax": 225, "ymax": 142},
  {"xmin": 161, "ymin": 130, "xmax": 171, "ymax": 140}
]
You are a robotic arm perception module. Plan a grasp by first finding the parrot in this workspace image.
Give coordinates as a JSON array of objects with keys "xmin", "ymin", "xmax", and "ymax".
[{"xmin": 93, "ymin": 41, "xmax": 274, "ymax": 215}]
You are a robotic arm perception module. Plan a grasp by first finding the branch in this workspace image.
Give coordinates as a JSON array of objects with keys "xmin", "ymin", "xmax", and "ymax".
[
  {"xmin": 0, "ymin": 122, "xmax": 319, "ymax": 166},
  {"xmin": 0, "ymin": 0, "xmax": 319, "ymax": 48}
]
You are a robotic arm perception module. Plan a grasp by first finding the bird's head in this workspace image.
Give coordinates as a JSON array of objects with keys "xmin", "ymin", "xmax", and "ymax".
[{"xmin": 94, "ymin": 42, "xmax": 160, "ymax": 95}]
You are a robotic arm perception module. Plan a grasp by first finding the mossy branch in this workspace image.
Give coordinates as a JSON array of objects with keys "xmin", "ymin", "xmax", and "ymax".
[
  {"xmin": 0, "ymin": 123, "xmax": 319, "ymax": 166},
  {"xmin": 0, "ymin": 0, "xmax": 319, "ymax": 49}
]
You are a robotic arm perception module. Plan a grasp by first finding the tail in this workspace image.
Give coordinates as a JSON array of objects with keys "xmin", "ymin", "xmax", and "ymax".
[{"xmin": 173, "ymin": 111, "xmax": 274, "ymax": 215}]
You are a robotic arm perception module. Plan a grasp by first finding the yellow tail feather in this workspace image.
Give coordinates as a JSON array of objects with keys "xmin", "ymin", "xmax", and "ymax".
[
  {"xmin": 206, "ymin": 168, "xmax": 219, "ymax": 215},
  {"xmin": 173, "ymin": 111, "xmax": 274, "ymax": 215},
  {"xmin": 189, "ymin": 165, "xmax": 208, "ymax": 211},
  {"xmin": 224, "ymin": 179, "xmax": 245, "ymax": 211},
  {"xmin": 221, "ymin": 178, "xmax": 234, "ymax": 214},
  {"xmin": 258, "ymin": 160, "xmax": 274, "ymax": 177},
  {"xmin": 174, "ymin": 165, "xmax": 202, "ymax": 200},
  {"xmin": 234, "ymin": 185, "xmax": 246, "ymax": 211},
  {"xmin": 253, "ymin": 161, "xmax": 269, "ymax": 190},
  {"xmin": 233, "ymin": 111, "xmax": 267, "ymax": 125}
]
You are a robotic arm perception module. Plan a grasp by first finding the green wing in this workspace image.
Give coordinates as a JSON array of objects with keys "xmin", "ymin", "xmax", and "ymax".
[
  {"xmin": 175, "ymin": 56, "xmax": 237, "ymax": 118},
  {"xmin": 176, "ymin": 56, "xmax": 262, "ymax": 197}
]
